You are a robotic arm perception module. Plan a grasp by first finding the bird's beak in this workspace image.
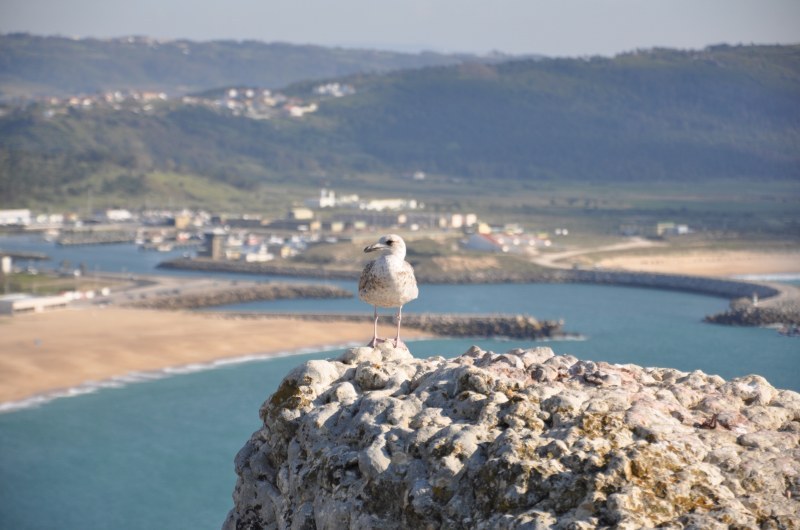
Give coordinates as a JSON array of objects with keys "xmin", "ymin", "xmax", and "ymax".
[{"xmin": 364, "ymin": 242, "xmax": 388, "ymax": 253}]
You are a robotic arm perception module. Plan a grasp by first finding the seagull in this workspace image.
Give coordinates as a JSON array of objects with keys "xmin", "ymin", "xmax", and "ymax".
[{"xmin": 358, "ymin": 234, "xmax": 419, "ymax": 347}]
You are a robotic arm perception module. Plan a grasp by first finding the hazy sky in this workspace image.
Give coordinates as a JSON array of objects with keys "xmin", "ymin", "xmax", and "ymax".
[{"xmin": 1, "ymin": 0, "xmax": 799, "ymax": 56}]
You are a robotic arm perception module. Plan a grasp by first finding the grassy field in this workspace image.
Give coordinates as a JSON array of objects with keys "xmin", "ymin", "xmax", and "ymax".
[
  {"xmin": 1, "ymin": 272, "xmax": 124, "ymax": 296},
  {"xmin": 324, "ymin": 175, "xmax": 800, "ymax": 244},
  {"xmin": 17, "ymin": 166, "xmax": 800, "ymax": 247}
]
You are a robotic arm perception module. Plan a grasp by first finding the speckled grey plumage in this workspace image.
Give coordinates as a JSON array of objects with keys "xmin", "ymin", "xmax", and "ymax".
[
  {"xmin": 358, "ymin": 235, "xmax": 418, "ymax": 308},
  {"xmin": 358, "ymin": 234, "xmax": 418, "ymax": 346}
]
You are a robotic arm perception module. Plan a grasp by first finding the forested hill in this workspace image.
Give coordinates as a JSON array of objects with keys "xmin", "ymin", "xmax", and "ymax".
[
  {"xmin": 1, "ymin": 44, "xmax": 798, "ymax": 207},
  {"xmin": 316, "ymin": 44, "xmax": 800, "ymax": 182},
  {"xmin": 0, "ymin": 33, "xmax": 496, "ymax": 99}
]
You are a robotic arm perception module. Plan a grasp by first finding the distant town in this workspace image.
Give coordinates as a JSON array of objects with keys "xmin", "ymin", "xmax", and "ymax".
[
  {"xmin": 0, "ymin": 82, "xmax": 356, "ymax": 121},
  {"xmin": 0, "ymin": 187, "xmax": 561, "ymax": 267},
  {"xmin": 0, "ymin": 186, "xmax": 694, "ymax": 273}
]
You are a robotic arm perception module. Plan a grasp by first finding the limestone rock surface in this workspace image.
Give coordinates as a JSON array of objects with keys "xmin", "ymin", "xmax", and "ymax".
[{"xmin": 224, "ymin": 344, "xmax": 800, "ymax": 530}]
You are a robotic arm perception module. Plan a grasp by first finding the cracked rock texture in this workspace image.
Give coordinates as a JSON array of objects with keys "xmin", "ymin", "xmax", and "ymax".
[{"xmin": 223, "ymin": 344, "xmax": 800, "ymax": 530}]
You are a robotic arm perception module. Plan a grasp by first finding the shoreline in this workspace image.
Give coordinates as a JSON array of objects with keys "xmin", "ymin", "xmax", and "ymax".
[
  {"xmin": 0, "ymin": 340, "xmax": 368, "ymax": 414},
  {"xmin": 0, "ymin": 306, "xmax": 429, "ymax": 409}
]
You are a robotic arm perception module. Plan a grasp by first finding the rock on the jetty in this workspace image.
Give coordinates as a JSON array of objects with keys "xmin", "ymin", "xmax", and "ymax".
[{"xmin": 224, "ymin": 345, "xmax": 800, "ymax": 530}]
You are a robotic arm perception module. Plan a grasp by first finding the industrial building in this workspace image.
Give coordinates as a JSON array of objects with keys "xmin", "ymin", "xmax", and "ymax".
[{"xmin": 0, "ymin": 294, "xmax": 71, "ymax": 315}]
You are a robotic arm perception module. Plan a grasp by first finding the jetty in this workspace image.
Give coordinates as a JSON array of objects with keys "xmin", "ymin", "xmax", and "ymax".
[
  {"xmin": 123, "ymin": 283, "xmax": 353, "ymax": 310},
  {"xmin": 213, "ymin": 311, "xmax": 570, "ymax": 340}
]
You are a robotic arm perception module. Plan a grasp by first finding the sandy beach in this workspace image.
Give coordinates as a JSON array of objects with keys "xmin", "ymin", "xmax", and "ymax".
[
  {"xmin": 0, "ymin": 307, "xmax": 426, "ymax": 405},
  {"xmin": 594, "ymin": 250, "xmax": 800, "ymax": 277}
]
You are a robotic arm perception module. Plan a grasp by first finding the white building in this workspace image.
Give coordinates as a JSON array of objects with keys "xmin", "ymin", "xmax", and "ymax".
[
  {"xmin": 360, "ymin": 198, "xmax": 418, "ymax": 211},
  {"xmin": 290, "ymin": 207, "xmax": 315, "ymax": 221},
  {"xmin": 464, "ymin": 233, "xmax": 550, "ymax": 254},
  {"xmin": 336, "ymin": 193, "xmax": 360, "ymax": 208},
  {"xmin": 0, "ymin": 209, "xmax": 31, "ymax": 226},
  {"xmin": 449, "ymin": 213, "xmax": 477, "ymax": 230},
  {"xmin": 305, "ymin": 189, "xmax": 337, "ymax": 209},
  {"xmin": 243, "ymin": 245, "xmax": 275, "ymax": 263},
  {"xmin": 0, "ymin": 294, "xmax": 71, "ymax": 315},
  {"xmin": 35, "ymin": 213, "xmax": 65, "ymax": 225},
  {"xmin": 105, "ymin": 209, "xmax": 133, "ymax": 222},
  {"xmin": 287, "ymin": 103, "xmax": 318, "ymax": 117},
  {"xmin": 314, "ymin": 83, "xmax": 355, "ymax": 97}
]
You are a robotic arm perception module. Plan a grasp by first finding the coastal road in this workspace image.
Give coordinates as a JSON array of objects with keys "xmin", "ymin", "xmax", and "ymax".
[{"xmin": 530, "ymin": 237, "xmax": 663, "ymax": 270}]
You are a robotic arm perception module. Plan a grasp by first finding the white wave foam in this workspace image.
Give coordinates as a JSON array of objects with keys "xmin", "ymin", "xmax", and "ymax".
[{"xmin": 731, "ymin": 273, "xmax": 800, "ymax": 281}]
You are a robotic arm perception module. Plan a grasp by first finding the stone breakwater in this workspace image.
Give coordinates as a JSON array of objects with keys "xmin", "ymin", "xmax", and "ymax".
[
  {"xmin": 56, "ymin": 229, "xmax": 137, "ymax": 246},
  {"xmin": 225, "ymin": 344, "xmax": 800, "ymax": 530},
  {"xmin": 403, "ymin": 314, "xmax": 566, "ymax": 340},
  {"xmin": 124, "ymin": 284, "xmax": 352, "ymax": 310},
  {"xmin": 158, "ymin": 257, "xmax": 358, "ymax": 280},
  {"xmin": 219, "ymin": 312, "xmax": 569, "ymax": 340}
]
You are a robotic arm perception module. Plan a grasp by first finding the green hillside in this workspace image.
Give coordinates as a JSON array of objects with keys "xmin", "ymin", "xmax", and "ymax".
[
  {"xmin": 1, "ymin": 44, "xmax": 798, "ymax": 211},
  {"xmin": 0, "ymin": 33, "xmax": 491, "ymax": 98},
  {"xmin": 319, "ymin": 45, "xmax": 800, "ymax": 182}
]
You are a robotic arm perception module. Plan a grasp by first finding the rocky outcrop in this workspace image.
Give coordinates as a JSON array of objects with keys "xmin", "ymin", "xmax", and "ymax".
[
  {"xmin": 224, "ymin": 345, "xmax": 800, "ymax": 529},
  {"xmin": 705, "ymin": 297, "xmax": 800, "ymax": 327},
  {"xmin": 125, "ymin": 283, "xmax": 352, "ymax": 310}
]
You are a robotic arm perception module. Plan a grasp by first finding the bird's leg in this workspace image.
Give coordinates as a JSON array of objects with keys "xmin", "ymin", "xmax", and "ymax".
[
  {"xmin": 368, "ymin": 305, "xmax": 380, "ymax": 347},
  {"xmin": 393, "ymin": 305, "xmax": 404, "ymax": 347}
]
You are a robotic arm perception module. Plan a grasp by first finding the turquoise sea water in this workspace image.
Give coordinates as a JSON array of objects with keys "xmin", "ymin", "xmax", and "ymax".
[{"xmin": 0, "ymin": 234, "xmax": 798, "ymax": 529}]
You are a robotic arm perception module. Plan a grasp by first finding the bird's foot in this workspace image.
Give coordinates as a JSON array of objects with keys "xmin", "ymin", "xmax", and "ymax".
[{"xmin": 367, "ymin": 337, "xmax": 408, "ymax": 349}]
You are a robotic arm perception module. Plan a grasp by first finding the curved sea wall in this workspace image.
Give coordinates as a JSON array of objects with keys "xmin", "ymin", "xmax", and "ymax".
[
  {"xmin": 124, "ymin": 283, "xmax": 352, "ymax": 310},
  {"xmin": 158, "ymin": 257, "xmax": 780, "ymax": 299},
  {"xmin": 553, "ymin": 269, "xmax": 781, "ymax": 299},
  {"xmin": 224, "ymin": 344, "xmax": 800, "ymax": 529}
]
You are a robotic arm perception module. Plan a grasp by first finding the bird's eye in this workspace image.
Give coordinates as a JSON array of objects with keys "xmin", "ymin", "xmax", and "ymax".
[{"xmin": 386, "ymin": 240, "xmax": 394, "ymax": 246}]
